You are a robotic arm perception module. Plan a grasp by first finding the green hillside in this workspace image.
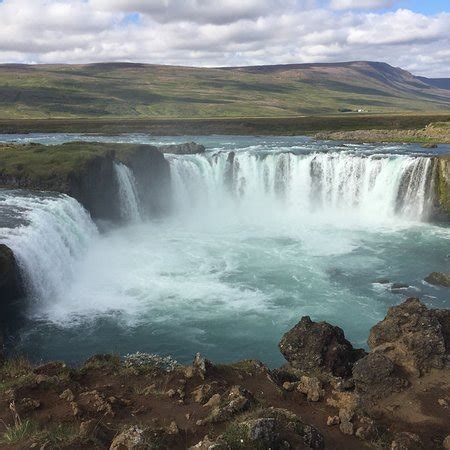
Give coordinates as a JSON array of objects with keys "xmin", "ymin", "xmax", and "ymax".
[{"xmin": 0, "ymin": 61, "xmax": 449, "ymax": 119}]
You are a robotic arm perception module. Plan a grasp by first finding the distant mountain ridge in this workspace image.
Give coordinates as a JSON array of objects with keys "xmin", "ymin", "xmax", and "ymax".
[{"xmin": 0, "ymin": 61, "xmax": 448, "ymax": 118}]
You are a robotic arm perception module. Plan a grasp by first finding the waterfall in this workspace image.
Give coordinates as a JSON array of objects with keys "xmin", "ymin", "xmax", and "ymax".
[
  {"xmin": 168, "ymin": 151, "xmax": 436, "ymax": 222},
  {"xmin": 0, "ymin": 192, "xmax": 98, "ymax": 303},
  {"xmin": 114, "ymin": 162, "xmax": 142, "ymax": 222}
]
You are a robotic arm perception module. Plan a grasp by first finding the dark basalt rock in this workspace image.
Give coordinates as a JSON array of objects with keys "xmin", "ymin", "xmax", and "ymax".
[
  {"xmin": 279, "ymin": 316, "xmax": 366, "ymax": 378},
  {"xmin": 159, "ymin": 142, "xmax": 205, "ymax": 155},
  {"xmin": 421, "ymin": 143, "xmax": 438, "ymax": 149},
  {"xmin": 224, "ymin": 151, "xmax": 236, "ymax": 191},
  {"xmin": 352, "ymin": 352, "xmax": 406, "ymax": 400},
  {"xmin": 424, "ymin": 271, "xmax": 450, "ymax": 287},
  {"xmin": 68, "ymin": 150, "xmax": 122, "ymax": 222},
  {"xmin": 0, "ymin": 244, "xmax": 25, "ymax": 353},
  {"xmin": 69, "ymin": 144, "xmax": 171, "ymax": 221},
  {"xmin": 0, "ymin": 244, "xmax": 23, "ymax": 307},
  {"xmin": 121, "ymin": 145, "xmax": 171, "ymax": 217},
  {"xmin": 368, "ymin": 298, "xmax": 448, "ymax": 375}
]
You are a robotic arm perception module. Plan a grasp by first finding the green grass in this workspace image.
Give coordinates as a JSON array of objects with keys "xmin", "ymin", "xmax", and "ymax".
[
  {"xmin": 38, "ymin": 423, "xmax": 79, "ymax": 448},
  {"xmin": 0, "ymin": 142, "xmax": 151, "ymax": 187},
  {"xmin": 1, "ymin": 113, "xmax": 450, "ymax": 136},
  {"xmin": 1, "ymin": 419, "xmax": 39, "ymax": 444},
  {"xmin": 0, "ymin": 62, "xmax": 449, "ymax": 120}
]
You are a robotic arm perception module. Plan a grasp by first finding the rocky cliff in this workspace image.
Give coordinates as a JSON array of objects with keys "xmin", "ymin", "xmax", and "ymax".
[
  {"xmin": 0, "ymin": 142, "xmax": 177, "ymax": 338},
  {"xmin": 0, "ymin": 244, "xmax": 24, "ymax": 352},
  {"xmin": 0, "ymin": 142, "xmax": 172, "ymax": 222},
  {"xmin": 435, "ymin": 155, "xmax": 450, "ymax": 220},
  {"xmin": 118, "ymin": 144, "xmax": 171, "ymax": 217}
]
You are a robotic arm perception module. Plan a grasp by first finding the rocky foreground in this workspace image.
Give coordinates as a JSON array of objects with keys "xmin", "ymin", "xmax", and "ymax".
[{"xmin": 0, "ymin": 298, "xmax": 449, "ymax": 449}]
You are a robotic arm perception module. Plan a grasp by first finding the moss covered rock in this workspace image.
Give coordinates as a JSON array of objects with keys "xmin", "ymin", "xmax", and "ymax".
[
  {"xmin": 425, "ymin": 272, "xmax": 450, "ymax": 287},
  {"xmin": 435, "ymin": 156, "xmax": 450, "ymax": 220}
]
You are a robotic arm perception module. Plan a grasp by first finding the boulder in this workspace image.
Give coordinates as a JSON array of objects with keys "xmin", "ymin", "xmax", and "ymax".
[
  {"xmin": 189, "ymin": 435, "xmax": 228, "ymax": 449},
  {"xmin": 352, "ymin": 353, "xmax": 406, "ymax": 400},
  {"xmin": 33, "ymin": 361, "xmax": 67, "ymax": 377},
  {"xmin": 198, "ymin": 385, "xmax": 253, "ymax": 424},
  {"xmin": 297, "ymin": 376, "xmax": 324, "ymax": 402},
  {"xmin": 110, "ymin": 426, "xmax": 180, "ymax": 450},
  {"xmin": 443, "ymin": 435, "xmax": 450, "ymax": 450},
  {"xmin": 159, "ymin": 142, "xmax": 205, "ymax": 155},
  {"xmin": 264, "ymin": 408, "xmax": 324, "ymax": 450},
  {"xmin": 242, "ymin": 418, "xmax": 277, "ymax": 445},
  {"xmin": 368, "ymin": 298, "xmax": 447, "ymax": 375},
  {"xmin": 109, "ymin": 426, "xmax": 147, "ymax": 450},
  {"xmin": 279, "ymin": 316, "xmax": 365, "ymax": 377},
  {"xmin": 421, "ymin": 143, "xmax": 438, "ymax": 149},
  {"xmin": 424, "ymin": 272, "xmax": 450, "ymax": 287},
  {"xmin": 434, "ymin": 309, "xmax": 450, "ymax": 353},
  {"xmin": 193, "ymin": 353, "xmax": 215, "ymax": 380}
]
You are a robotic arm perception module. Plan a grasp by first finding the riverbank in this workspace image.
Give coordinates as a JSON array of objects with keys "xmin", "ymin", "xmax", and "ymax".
[
  {"xmin": 315, "ymin": 120, "xmax": 450, "ymax": 144},
  {"xmin": 1, "ymin": 113, "xmax": 450, "ymax": 136},
  {"xmin": 0, "ymin": 298, "xmax": 449, "ymax": 449}
]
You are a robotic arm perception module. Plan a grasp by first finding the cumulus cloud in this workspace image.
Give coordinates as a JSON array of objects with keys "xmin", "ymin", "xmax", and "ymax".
[
  {"xmin": 0, "ymin": 0, "xmax": 448, "ymax": 77},
  {"xmin": 330, "ymin": 0, "xmax": 395, "ymax": 10},
  {"xmin": 91, "ymin": 0, "xmax": 306, "ymax": 24}
]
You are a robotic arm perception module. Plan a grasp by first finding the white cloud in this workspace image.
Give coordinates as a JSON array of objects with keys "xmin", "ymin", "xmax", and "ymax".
[
  {"xmin": 330, "ymin": 0, "xmax": 395, "ymax": 10},
  {"xmin": 91, "ymin": 0, "xmax": 302, "ymax": 24},
  {"xmin": 0, "ymin": 0, "xmax": 448, "ymax": 77}
]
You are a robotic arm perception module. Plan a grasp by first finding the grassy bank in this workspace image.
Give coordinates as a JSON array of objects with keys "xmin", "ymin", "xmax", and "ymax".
[
  {"xmin": 315, "ymin": 120, "xmax": 450, "ymax": 144},
  {"xmin": 0, "ymin": 142, "xmax": 148, "ymax": 184},
  {"xmin": 1, "ymin": 113, "xmax": 450, "ymax": 136}
]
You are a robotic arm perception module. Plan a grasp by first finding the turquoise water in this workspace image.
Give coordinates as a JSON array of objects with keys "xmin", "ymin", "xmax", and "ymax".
[{"xmin": 1, "ymin": 135, "xmax": 449, "ymax": 367}]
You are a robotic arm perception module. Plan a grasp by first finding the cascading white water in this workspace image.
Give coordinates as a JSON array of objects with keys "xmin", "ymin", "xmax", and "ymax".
[
  {"xmin": 0, "ymin": 192, "xmax": 97, "ymax": 302},
  {"xmin": 168, "ymin": 151, "xmax": 436, "ymax": 222},
  {"xmin": 1, "ymin": 135, "xmax": 448, "ymax": 367},
  {"xmin": 114, "ymin": 162, "xmax": 142, "ymax": 222}
]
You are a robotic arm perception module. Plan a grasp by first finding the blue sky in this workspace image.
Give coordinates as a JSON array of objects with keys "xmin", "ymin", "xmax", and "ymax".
[
  {"xmin": 0, "ymin": 0, "xmax": 449, "ymax": 76},
  {"xmin": 396, "ymin": 0, "xmax": 449, "ymax": 14}
]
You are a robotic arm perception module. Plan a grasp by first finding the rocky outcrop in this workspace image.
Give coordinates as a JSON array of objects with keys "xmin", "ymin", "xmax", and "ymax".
[
  {"xmin": 368, "ymin": 298, "xmax": 449, "ymax": 376},
  {"xmin": 424, "ymin": 271, "xmax": 450, "ymax": 287},
  {"xmin": 0, "ymin": 244, "xmax": 23, "ymax": 309},
  {"xmin": 352, "ymin": 352, "xmax": 406, "ymax": 400},
  {"xmin": 69, "ymin": 144, "xmax": 171, "ymax": 221},
  {"xmin": 433, "ymin": 156, "xmax": 450, "ymax": 221},
  {"xmin": 68, "ymin": 150, "xmax": 122, "ymax": 222},
  {"xmin": 120, "ymin": 145, "xmax": 171, "ymax": 217},
  {"xmin": 0, "ymin": 142, "xmax": 172, "ymax": 222},
  {"xmin": 279, "ymin": 315, "xmax": 365, "ymax": 377},
  {"xmin": 0, "ymin": 243, "xmax": 24, "ymax": 341},
  {"xmin": 159, "ymin": 142, "xmax": 205, "ymax": 155}
]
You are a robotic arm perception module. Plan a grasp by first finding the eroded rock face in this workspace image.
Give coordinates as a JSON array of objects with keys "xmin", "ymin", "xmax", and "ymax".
[
  {"xmin": 368, "ymin": 298, "xmax": 448, "ymax": 375},
  {"xmin": 193, "ymin": 352, "xmax": 215, "ymax": 380},
  {"xmin": 0, "ymin": 244, "xmax": 24, "ymax": 342},
  {"xmin": 352, "ymin": 352, "xmax": 405, "ymax": 400},
  {"xmin": 433, "ymin": 156, "xmax": 450, "ymax": 221},
  {"xmin": 198, "ymin": 385, "xmax": 253, "ymax": 425},
  {"xmin": 279, "ymin": 316, "xmax": 365, "ymax": 377},
  {"xmin": 68, "ymin": 151, "xmax": 122, "ymax": 222},
  {"xmin": 121, "ymin": 145, "xmax": 171, "ymax": 217},
  {"xmin": 159, "ymin": 142, "xmax": 206, "ymax": 155},
  {"xmin": 0, "ymin": 244, "xmax": 23, "ymax": 309}
]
